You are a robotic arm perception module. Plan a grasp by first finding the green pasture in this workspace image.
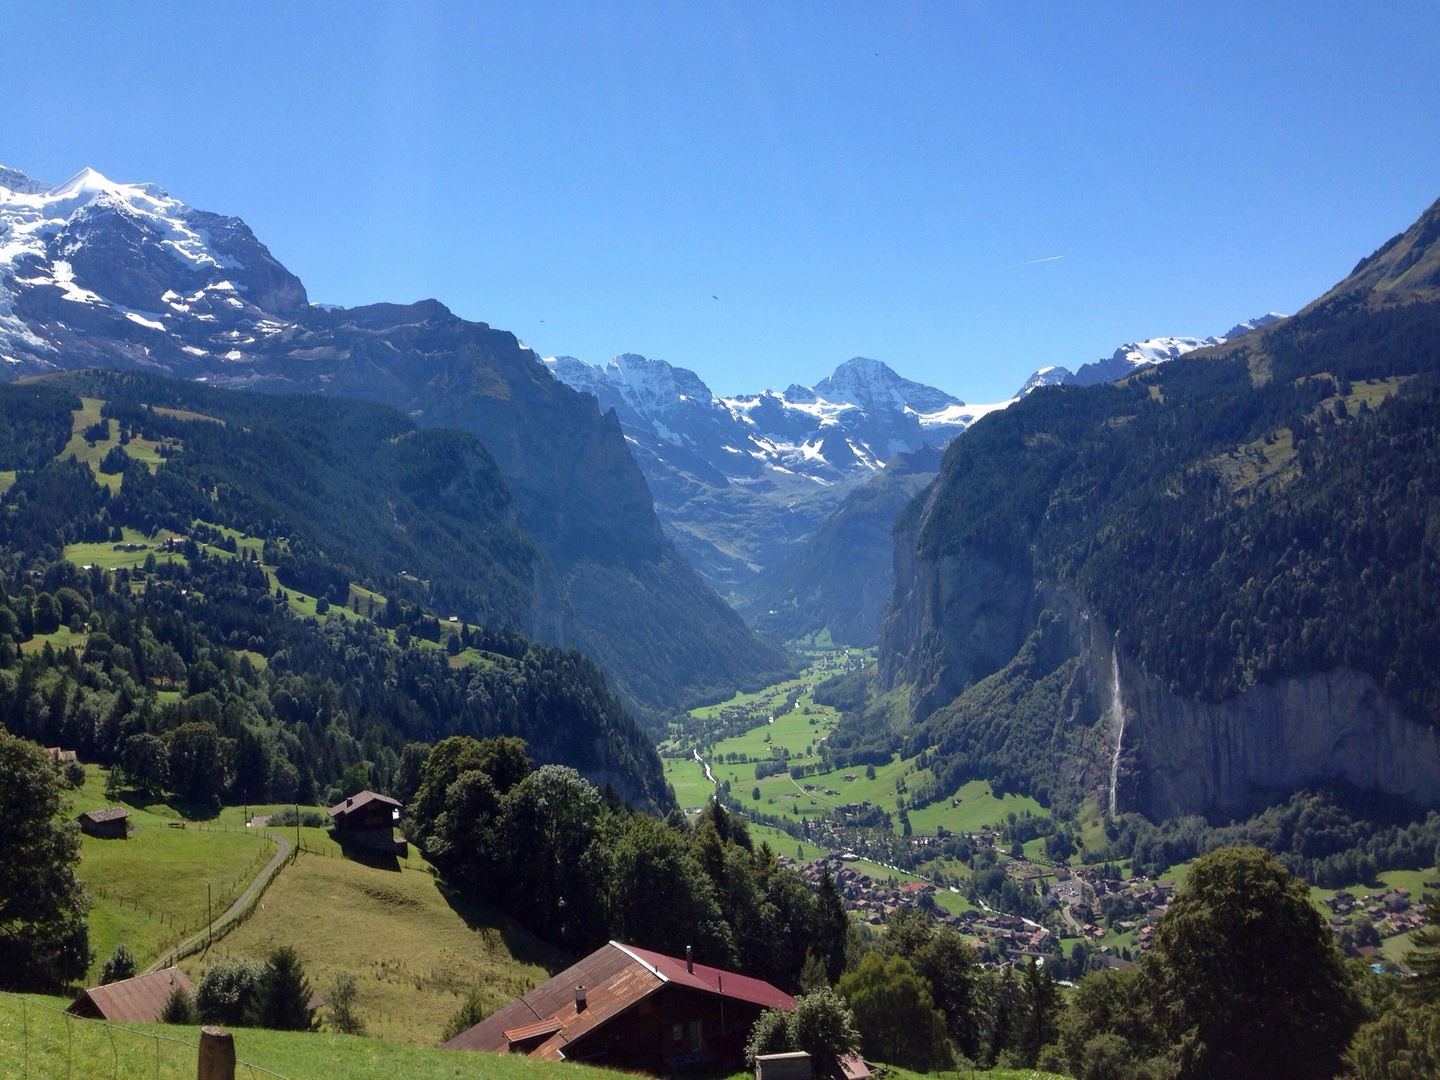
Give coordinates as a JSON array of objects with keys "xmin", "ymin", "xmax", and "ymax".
[
  {"xmin": 65, "ymin": 769, "xmax": 278, "ymax": 981},
  {"xmin": 906, "ymin": 779, "xmax": 1048, "ymax": 836},
  {"xmin": 56, "ymin": 396, "xmax": 174, "ymax": 493},
  {"xmin": 663, "ymin": 756, "xmax": 714, "ymax": 810},
  {"xmin": 63, "ymin": 526, "xmax": 185, "ymax": 571},
  {"xmin": 0, "ymin": 992, "xmax": 638, "ymax": 1080},
  {"xmin": 20, "ymin": 625, "xmax": 91, "ymax": 654},
  {"xmin": 187, "ymin": 827, "xmax": 564, "ymax": 1048}
]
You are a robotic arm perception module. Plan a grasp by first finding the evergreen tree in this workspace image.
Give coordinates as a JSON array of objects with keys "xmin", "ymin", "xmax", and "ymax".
[
  {"xmin": 100, "ymin": 943, "xmax": 137, "ymax": 984},
  {"xmin": 257, "ymin": 946, "xmax": 313, "ymax": 1031}
]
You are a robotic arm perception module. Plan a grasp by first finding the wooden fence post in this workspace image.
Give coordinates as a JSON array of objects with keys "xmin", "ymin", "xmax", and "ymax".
[{"xmin": 197, "ymin": 1026, "xmax": 236, "ymax": 1080}]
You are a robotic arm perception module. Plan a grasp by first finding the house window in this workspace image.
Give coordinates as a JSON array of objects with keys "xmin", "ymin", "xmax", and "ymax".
[
  {"xmin": 672, "ymin": 1023, "xmax": 683, "ymax": 1047},
  {"xmin": 689, "ymin": 1020, "xmax": 702, "ymax": 1051}
]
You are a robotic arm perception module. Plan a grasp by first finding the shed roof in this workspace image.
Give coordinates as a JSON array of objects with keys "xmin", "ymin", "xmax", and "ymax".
[
  {"xmin": 78, "ymin": 807, "xmax": 129, "ymax": 824},
  {"xmin": 69, "ymin": 967, "xmax": 192, "ymax": 1023},
  {"xmin": 327, "ymin": 790, "xmax": 402, "ymax": 818}
]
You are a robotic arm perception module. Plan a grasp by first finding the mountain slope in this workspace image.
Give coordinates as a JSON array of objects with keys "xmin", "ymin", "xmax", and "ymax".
[
  {"xmin": 0, "ymin": 378, "xmax": 671, "ymax": 808},
  {"xmin": 879, "ymin": 195, "xmax": 1440, "ymax": 821},
  {"xmin": 742, "ymin": 446, "xmax": 942, "ymax": 646},
  {"xmin": 544, "ymin": 351, "xmax": 1010, "ymax": 597},
  {"xmin": 0, "ymin": 164, "xmax": 788, "ymax": 728}
]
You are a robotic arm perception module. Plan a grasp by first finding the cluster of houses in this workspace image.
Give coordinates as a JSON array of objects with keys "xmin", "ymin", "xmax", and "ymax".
[
  {"xmin": 1068, "ymin": 867, "xmax": 1174, "ymax": 953},
  {"xmin": 787, "ymin": 855, "xmax": 1051, "ymax": 966},
  {"xmin": 1325, "ymin": 885, "xmax": 1432, "ymax": 940}
]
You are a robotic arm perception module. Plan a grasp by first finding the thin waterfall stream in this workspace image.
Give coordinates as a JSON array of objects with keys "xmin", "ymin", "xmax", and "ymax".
[{"xmin": 1108, "ymin": 635, "xmax": 1125, "ymax": 817}]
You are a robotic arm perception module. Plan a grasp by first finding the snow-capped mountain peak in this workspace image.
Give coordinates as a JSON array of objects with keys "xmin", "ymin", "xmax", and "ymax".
[
  {"xmin": 0, "ymin": 163, "xmax": 309, "ymax": 365},
  {"xmin": 810, "ymin": 356, "xmax": 963, "ymax": 414},
  {"xmin": 1015, "ymin": 313, "xmax": 1288, "ymax": 395}
]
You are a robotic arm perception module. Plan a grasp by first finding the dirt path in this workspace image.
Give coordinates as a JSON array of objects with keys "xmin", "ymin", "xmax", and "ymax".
[{"xmin": 144, "ymin": 830, "xmax": 293, "ymax": 973}]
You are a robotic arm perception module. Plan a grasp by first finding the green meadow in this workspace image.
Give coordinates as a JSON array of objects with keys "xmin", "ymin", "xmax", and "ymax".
[
  {"xmin": 187, "ymin": 825, "xmax": 565, "ymax": 1048},
  {"xmin": 66, "ymin": 768, "xmax": 278, "ymax": 981}
]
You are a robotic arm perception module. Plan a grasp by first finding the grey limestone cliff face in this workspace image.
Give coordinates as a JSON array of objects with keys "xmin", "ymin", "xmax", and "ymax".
[
  {"xmin": 878, "ymin": 530, "xmax": 1038, "ymax": 721},
  {"xmin": 1120, "ymin": 661, "xmax": 1440, "ymax": 820},
  {"xmin": 883, "ymin": 531, "xmax": 1440, "ymax": 818}
]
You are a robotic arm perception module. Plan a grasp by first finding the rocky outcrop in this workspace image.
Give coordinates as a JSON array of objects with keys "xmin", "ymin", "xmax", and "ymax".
[
  {"xmin": 878, "ymin": 530, "xmax": 1039, "ymax": 722},
  {"xmin": 1120, "ymin": 662, "xmax": 1440, "ymax": 820},
  {"xmin": 887, "ymin": 544, "xmax": 1440, "ymax": 818}
]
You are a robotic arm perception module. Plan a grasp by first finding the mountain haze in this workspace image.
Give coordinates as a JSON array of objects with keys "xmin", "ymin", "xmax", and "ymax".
[{"xmin": 544, "ymin": 351, "xmax": 1009, "ymax": 599}]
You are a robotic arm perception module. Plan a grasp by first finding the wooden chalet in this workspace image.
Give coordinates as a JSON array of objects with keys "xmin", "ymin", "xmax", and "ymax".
[
  {"xmin": 443, "ymin": 941, "xmax": 794, "ymax": 1073},
  {"xmin": 69, "ymin": 967, "xmax": 192, "ymax": 1023},
  {"xmin": 77, "ymin": 806, "xmax": 129, "ymax": 839},
  {"xmin": 327, "ymin": 789, "xmax": 407, "ymax": 856}
]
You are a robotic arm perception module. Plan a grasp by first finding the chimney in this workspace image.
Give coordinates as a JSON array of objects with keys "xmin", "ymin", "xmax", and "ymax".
[
  {"xmin": 575, "ymin": 985, "xmax": 587, "ymax": 1011},
  {"xmin": 686, "ymin": 946, "xmax": 693, "ymax": 974}
]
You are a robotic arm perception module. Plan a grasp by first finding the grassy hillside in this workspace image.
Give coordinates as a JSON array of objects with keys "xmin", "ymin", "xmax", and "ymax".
[
  {"xmin": 67, "ymin": 767, "xmax": 276, "ymax": 983},
  {"xmin": 0, "ymin": 993, "xmax": 1068, "ymax": 1080},
  {"xmin": 0, "ymin": 992, "xmax": 636, "ymax": 1080},
  {"xmin": 188, "ymin": 824, "xmax": 567, "ymax": 1048}
]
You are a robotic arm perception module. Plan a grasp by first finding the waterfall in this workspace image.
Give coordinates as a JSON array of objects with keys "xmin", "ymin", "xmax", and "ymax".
[{"xmin": 1108, "ymin": 636, "xmax": 1125, "ymax": 817}]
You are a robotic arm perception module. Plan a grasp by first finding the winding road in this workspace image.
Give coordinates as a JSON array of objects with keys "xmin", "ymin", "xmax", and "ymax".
[{"xmin": 143, "ymin": 829, "xmax": 293, "ymax": 974}]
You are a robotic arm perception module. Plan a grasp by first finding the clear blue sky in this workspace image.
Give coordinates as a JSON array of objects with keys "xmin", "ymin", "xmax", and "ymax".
[{"xmin": 4, "ymin": 2, "xmax": 1439, "ymax": 402}]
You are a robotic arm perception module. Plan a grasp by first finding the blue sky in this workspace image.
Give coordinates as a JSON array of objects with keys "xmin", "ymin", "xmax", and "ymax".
[{"xmin": 4, "ymin": 2, "xmax": 1439, "ymax": 402}]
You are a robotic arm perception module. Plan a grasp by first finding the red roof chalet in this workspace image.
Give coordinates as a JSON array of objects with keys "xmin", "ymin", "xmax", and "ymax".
[{"xmin": 444, "ymin": 941, "xmax": 794, "ymax": 1073}]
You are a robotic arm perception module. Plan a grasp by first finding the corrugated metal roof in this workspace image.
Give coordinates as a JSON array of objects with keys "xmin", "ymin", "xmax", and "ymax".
[
  {"xmin": 327, "ymin": 789, "xmax": 402, "ymax": 818},
  {"xmin": 70, "ymin": 967, "xmax": 193, "ymax": 1023},
  {"xmin": 78, "ymin": 807, "xmax": 128, "ymax": 823},
  {"xmin": 618, "ymin": 943, "xmax": 796, "ymax": 1011}
]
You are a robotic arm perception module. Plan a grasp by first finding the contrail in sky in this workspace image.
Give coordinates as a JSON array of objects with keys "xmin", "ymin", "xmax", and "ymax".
[{"xmin": 1019, "ymin": 255, "xmax": 1065, "ymax": 265}]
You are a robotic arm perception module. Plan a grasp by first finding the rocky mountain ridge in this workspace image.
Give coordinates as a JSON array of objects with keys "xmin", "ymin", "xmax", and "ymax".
[
  {"xmin": 878, "ymin": 194, "xmax": 1440, "ymax": 821},
  {"xmin": 0, "ymin": 164, "xmax": 789, "ymax": 729}
]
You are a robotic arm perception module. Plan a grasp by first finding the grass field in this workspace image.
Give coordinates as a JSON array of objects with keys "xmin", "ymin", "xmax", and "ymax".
[
  {"xmin": 182, "ymin": 825, "xmax": 567, "ymax": 1048},
  {"xmin": 0, "ymin": 991, "xmax": 636, "ymax": 1080},
  {"xmin": 675, "ymin": 661, "xmax": 1049, "ymax": 842},
  {"xmin": 56, "ymin": 396, "xmax": 174, "ymax": 493},
  {"xmin": 66, "ymin": 768, "xmax": 277, "ymax": 981},
  {"xmin": 0, "ymin": 993, "xmax": 1061, "ymax": 1080}
]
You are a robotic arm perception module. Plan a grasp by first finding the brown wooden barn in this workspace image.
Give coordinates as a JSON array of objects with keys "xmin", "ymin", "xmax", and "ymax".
[
  {"xmin": 77, "ymin": 806, "xmax": 129, "ymax": 839},
  {"xmin": 443, "ymin": 941, "xmax": 794, "ymax": 1073},
  {"xmin": 69, "ymin": 967, "xmax": 193, "ymax": 1022},
  {"xmin": 327, "ymin": 789, "xmax": 407, "ymax": 856}
]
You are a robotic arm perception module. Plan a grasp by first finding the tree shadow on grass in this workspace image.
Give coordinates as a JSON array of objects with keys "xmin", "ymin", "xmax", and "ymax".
[
  {"xmin": 109, "ymin": 788, "xmax": 222, "ymax": 822},
  {"xmin": 435, "ymin": 880, "xmax": 573, "ymax": 974}
]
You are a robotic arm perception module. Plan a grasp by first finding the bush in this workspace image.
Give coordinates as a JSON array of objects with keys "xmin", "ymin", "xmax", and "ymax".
[
  {"xmin": 62, "ymin": 760, "xmax": 87, "ymax": 789},
  {"xmin": 195, "ymin": 958, "xmax": 266, "ymax": 1026},
  {"xmin": 99, "ymin": 943, "xmax": 137, "ymax": 985},
  {"xmin": 326, "ymin": 972, "xmax": 364, "ymax": 1035},
  {"xmin": 745, "ymin": 1006, "xmax": 797, "ymax": 1067},
  {"xmin": 161, "ymin": 985, "xmax": 195, "ymax": 1024},
  {"xmin": 443, "ymin": 988, "xmax": 489, "ymax": 1043}
]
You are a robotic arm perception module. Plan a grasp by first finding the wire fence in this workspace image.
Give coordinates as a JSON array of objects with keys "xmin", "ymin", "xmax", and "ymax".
[
  {"xmin": 0, "ymin": 993, "xmax": 289, "ymax": 1080},
  {"xmin": 89, "ymin": 830, "xmax": 277, "ymax": 971}
]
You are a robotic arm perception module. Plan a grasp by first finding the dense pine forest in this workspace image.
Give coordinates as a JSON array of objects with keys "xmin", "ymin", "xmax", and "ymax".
[{"xmin": 0, "ymin": 376, "xmax": 669, "ymax": 811}]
